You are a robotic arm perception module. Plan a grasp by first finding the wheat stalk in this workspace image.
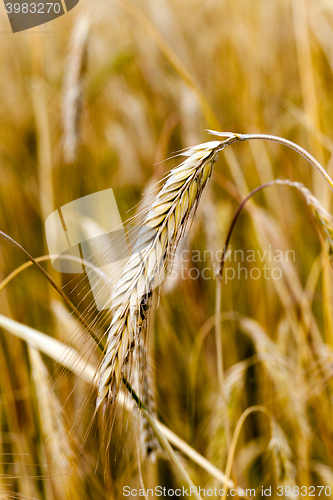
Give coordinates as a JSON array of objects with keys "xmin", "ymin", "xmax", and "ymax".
[{"xmin": 96, "ymin": 136, "xmax": 237, "ymax": 412}]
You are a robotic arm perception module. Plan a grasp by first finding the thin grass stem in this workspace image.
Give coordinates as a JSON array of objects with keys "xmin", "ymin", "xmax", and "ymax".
[
  {"xmin": 221, "ymin": 406, "xmax": 271, "ymax": 500},
  {"xmin": 234, "ymin": 133, "xmax": 333, "ymax": 192}
]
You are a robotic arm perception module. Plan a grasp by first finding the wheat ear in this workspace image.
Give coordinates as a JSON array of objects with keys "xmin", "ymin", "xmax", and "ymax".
[
  {"xmin": 96, "ymin": 137, "xmax": 235, "ymax": 412},
  {"xmin": 62, "ymin": 15, "xmax": 90, "ymax": 164},
  {"xmin": 274, "ymin": 179, "xmax": 333, "ymax": 261}
]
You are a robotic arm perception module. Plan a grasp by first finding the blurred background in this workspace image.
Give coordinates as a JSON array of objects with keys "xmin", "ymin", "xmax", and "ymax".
[{"xmin": 1, "ymin": 0, "xmax": 333, "ymax": 498}]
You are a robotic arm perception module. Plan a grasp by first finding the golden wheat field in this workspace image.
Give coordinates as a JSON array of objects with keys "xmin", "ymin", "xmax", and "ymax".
[{"xmin": 1, "ymin": 0, "xmax": 333, "ymax": 499}]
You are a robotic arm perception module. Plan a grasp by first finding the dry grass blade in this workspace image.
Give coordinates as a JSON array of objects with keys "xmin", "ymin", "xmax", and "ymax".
[
  {"xmin": 269, "ymin": 419, "xmax": 296, "ymax": 491},
  {"xmin": 0, "ymin": 313, "xmax": 240, "ymax": 492},
  {"xmin": 28, "ymin": 347, "xmax": 78, "ymax": 498},
  {"xmin": 0, "ymin": 314, "xmax": 96, "ymax": 383}
]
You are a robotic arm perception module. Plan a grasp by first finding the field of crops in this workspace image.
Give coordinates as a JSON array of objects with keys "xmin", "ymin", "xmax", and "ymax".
[{"xmin": 1, "ymin": 1, "xmax": 333, "ymax": 499}]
